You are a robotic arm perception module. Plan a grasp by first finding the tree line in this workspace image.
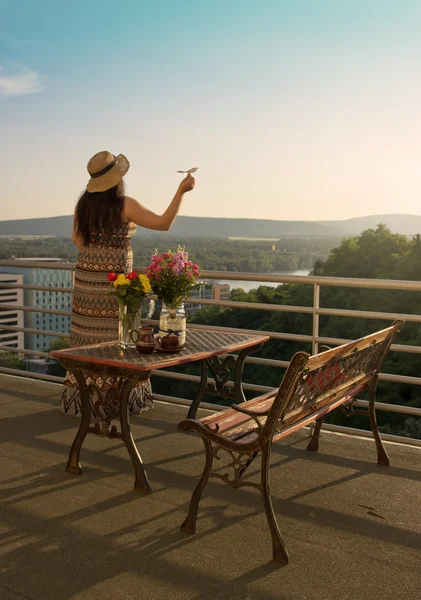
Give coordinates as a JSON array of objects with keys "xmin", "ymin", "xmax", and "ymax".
[
  {"xmin": 2, "ymin": 225, "xmax": 420, "ymax": 439},
  {"xmin": 152, "ymin": 225, "xmax": 421, "ymax": 440},
  {"xmin": 0, "ymin": 235, "xmax": 340, "ymax": 272}
]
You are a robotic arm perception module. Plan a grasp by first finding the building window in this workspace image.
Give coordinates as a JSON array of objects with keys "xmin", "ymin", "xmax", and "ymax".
[{"xmin": 0, "ymin": 335, "xmax": 18, "ymax": 342}]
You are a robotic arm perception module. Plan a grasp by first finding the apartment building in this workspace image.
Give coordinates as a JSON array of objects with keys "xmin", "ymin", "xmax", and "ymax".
[
  {"xmin": 0, "ymin": 273, "xmax": 24, "ymax": 349},
  {"xmin": 212, "ymin": 283, "xmax": 230, "ymax": 301},
  {"xmin": 0, "ymin": 259, "xmax": 72, "ymax": 351},
  {"xmin": 185, "ymin": 282, "xmax": 231, "ymax": 316}
]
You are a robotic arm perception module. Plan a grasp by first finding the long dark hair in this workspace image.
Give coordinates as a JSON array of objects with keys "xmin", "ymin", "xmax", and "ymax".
[{"xmin": 76, "ymin": 181, "xmax": 125, "ymax": 245}]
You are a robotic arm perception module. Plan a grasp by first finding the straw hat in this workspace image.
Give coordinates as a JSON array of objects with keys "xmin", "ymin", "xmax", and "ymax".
[{"xmin": 86, "ymin": 151, "xmax": 130, "ymax": 192}]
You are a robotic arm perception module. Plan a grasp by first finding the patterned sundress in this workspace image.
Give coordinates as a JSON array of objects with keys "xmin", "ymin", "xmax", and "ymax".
[{"xmin": 60, "ymin": 221, "xmax": 153, "ymax": 418}]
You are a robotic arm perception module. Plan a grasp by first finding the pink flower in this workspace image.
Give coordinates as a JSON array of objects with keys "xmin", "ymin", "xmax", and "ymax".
[
  {"xmin": 192, "ymin": 264, "xmax": 199, "ymax": 270},
  {"xmin": 152, "ymin": 255, "xmax": 162, "ymax": 263},
  {"xmin": 155, "ymin": 275, "xmax": 162, "ymax": 281},
  {"xmin": 154, "ymin": 265, "xmax": 163, "ymax": 272},
  {"xmin": 107, "ymin": 272, "xmax": 117, "ymax": 282},
  {"xmin": 162, "ymin": 252, "xmax": 170, "ymax": 258},
  {"xmin": 168, "ymin": 262, "xmax": 175, "ymax": 268},
  {"xmin": 187, "ymin": 273, "xmax": 193, "ymax": 279}
]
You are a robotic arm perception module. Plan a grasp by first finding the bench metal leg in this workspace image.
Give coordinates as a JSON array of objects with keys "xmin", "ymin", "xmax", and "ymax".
[
  {"xmin": 368, "ymin": 376, "xmax": 390, "ymax": 466},
  {"xmin": 66, "ymin": 369, "xmax": 91, "ymax": 475},
  {"xmin": 260, "ymin": 442, "xmax": 289, "ymax": 565},
  {"xmin": 181, "ymin": 438, "xmax": 213, "ymax": 534},
  {"xmin": 238, "ymin": 450, "xmax": 259, "ymax": 478},
  {"xmin": 306, "ymin": 416, "xmax": 325, "ymax": 452}
]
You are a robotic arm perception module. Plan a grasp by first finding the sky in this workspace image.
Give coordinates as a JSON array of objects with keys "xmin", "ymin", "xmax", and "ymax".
[{"xmin": 1, "ymin": 0, "xmax": 421, "ymax": 222}]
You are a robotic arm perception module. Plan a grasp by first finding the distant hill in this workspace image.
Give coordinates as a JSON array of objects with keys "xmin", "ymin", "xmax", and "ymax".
[
  {"xmin": 0, "ymin": 216, "xmax": 74, "ymax": 237},
  {"xmin": 321, "ymin": 214, "xmax": 421, "ymax": 235},
  {"xmin": 140, "ymin": 217, "xmax": 347, "ymax": 238},
  {"xmin": 0, "ymin": 213, "xmax": 421, "ymax": 239}
]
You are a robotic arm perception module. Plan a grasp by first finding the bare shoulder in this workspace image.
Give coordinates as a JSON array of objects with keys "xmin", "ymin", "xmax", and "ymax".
[
  {"xmin": 123, "ymin": 196, "xmax": 137, "ymax": 222},
  {"xmin": 124, "ymin": 196, "xmax": 147, "ymax": 217},
  {"xmin": 124, "ymin": 196, "xmax": 134, "ymax": 209},
  {"xmin": 124, "ymin": 195, "xmax": 145, "ymax": 209},
  {"xmin": 123, "ymin": 196, "xmax": 164, "ymax": 230}
]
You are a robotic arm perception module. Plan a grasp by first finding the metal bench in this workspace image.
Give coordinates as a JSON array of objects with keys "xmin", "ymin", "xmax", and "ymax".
[{"xmin": 178, "ymin": 320, "xmax": 403, "ymax": 565}]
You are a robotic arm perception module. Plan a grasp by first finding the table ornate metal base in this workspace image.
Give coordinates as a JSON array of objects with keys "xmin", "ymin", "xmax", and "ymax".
[
  {"xmin": 52, "ymin": 330, "xmax": 269, "ymax": 493},
  {"xmin": 187, "ymin": 346, "xmax": 264, "ymax": 419},
  {"xmin": 61, "ymin": 359, "xmax": 152, "ymax": 493}
]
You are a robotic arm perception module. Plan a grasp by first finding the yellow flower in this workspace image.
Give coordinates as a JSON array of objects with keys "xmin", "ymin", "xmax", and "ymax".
[
  {"xmin": 138, "ymin": 274, "xmax": 152, "ymax": 293},
  {"xmin": 113, "ymin": 274, "xmax": 130, "ymax": 288}
]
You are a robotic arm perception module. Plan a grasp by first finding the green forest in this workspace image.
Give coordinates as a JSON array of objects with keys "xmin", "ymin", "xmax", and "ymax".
[
  {"xmin": 0, "ymin": 235, "xmax": 340, "ymax": 272},
  {"xmin": 151, "ymin": 225, "xmax": 421, "ymax": 440},
  {"xmin": 1, "ymin": 225, "xmax": 420, "ymax": 439}
]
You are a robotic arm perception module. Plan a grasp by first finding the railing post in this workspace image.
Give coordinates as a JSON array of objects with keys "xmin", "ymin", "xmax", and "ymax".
[
  {"xmin": 312, "ymin": 283, "xmax": 320, "ymax": 356},
  {"xmin": 309, "ymin": 283, "xmax": 321, "ymax": 438}
]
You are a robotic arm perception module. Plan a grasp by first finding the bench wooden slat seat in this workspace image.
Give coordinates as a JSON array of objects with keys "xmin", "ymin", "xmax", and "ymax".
[{"xmin": 178, "ymin": 320, "xmax": 404, "ymax": 566}]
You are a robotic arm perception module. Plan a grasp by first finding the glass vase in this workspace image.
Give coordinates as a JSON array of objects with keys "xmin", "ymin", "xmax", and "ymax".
[
  {"xmin": 118, "ymin": 304, "xmax": 141, "ymax": 349},
  {"xmin": 159, "ymin": 302, "xmax": 186, "ymax": 346}
]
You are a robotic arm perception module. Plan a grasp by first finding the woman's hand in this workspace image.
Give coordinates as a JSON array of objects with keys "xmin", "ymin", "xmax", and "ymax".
[{"xmin": 178, "ymin": 174, "xmax": 195, "ymax": 194}]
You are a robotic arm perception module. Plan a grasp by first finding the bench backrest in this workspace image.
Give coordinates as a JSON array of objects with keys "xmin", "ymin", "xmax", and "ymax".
[{"xmin": 261, "ymin": 320, "xmax": 403, "ymax": 442}]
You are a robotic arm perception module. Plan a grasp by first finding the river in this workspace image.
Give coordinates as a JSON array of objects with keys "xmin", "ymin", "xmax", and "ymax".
[{"xmin": 206, "ymin": 269, "xmax": 311, "ymax": 293}]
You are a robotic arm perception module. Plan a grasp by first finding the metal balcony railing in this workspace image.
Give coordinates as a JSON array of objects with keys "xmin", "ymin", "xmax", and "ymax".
[{"xmin": 1, "ymin": 259, "xmax": 420, "ymax": 448}]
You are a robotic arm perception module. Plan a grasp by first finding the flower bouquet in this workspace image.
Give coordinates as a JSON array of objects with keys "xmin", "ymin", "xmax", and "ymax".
[
  {"xmin": 145, "ymin": 248, "xmax": 200, "ymax": 345},
  {"xmin": 107, "ymin": 271, "xmax": 152, "ymax": 348}
]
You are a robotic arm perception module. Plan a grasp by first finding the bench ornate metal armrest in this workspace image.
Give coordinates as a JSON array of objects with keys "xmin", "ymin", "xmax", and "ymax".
[
  {"xmin": 178, "ymin": 320, "xmax": 404, "ymax": 566},
  {"xmin": 232, "ymin": 404, "xmax": 271, "ymax": 417}
]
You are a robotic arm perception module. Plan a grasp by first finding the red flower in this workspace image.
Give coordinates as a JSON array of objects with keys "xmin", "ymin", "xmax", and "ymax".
[
  {"xmin": 107, "ymin": 272, "xmax": 118, "ymax": 282},
  {"xmin": 162, "ymin": 252, "xmax": 170, "ymax": 258},
  {"xmin": 127, "ymin": 271, "xmax": 137, "ymax": 280}
]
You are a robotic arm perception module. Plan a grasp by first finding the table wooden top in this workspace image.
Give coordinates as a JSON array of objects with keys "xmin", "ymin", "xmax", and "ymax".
[{"xmin": 50, "ymin": 329, "xmax": 269, "ymax": 372}]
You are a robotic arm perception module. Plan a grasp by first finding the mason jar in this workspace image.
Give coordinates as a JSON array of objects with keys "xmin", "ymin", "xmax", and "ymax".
[{"xmin": 159, "ymin": 302, "xmax": 186, "ymax": 346}]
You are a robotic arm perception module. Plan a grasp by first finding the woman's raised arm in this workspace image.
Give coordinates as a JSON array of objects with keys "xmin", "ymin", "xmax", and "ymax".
[{"xmin": 124, "ymin": 174, "xmax": 195, "ymax": 231}]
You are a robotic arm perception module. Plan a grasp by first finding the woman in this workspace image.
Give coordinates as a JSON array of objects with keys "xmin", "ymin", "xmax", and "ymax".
[{"xmin": 61, "ymin": 150, "xmax": 195, "ymax": 418}]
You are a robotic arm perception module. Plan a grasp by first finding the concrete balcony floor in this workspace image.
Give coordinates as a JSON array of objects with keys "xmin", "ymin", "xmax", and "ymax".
[{"xmin": 0, "ymin": 375, "xmax": 420, "ymax": 600}]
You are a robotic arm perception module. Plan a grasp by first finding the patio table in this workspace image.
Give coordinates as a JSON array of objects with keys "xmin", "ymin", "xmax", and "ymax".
[{"xmin": 51, "ymin": 328, "xmax": 269, "ymax": 492}]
